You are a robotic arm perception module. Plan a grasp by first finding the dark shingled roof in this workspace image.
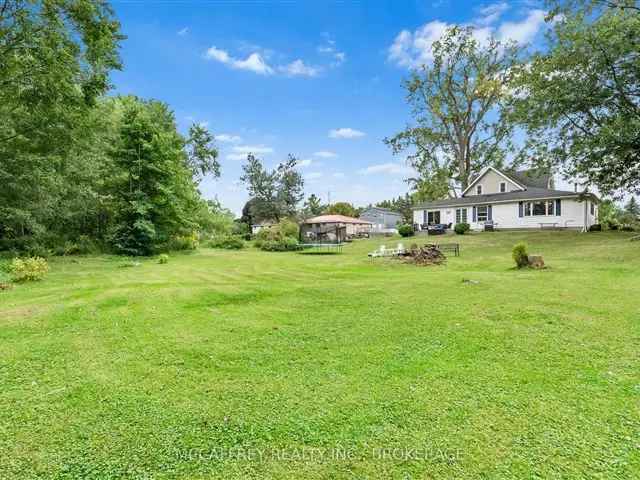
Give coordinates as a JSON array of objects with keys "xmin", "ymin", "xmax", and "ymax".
[
  {"xmin": 413, "ymin": 188, "xmax": 586, "ymax": 210},
  {"xmin": 506, "ymin": 169, "xmax": 553, "ymax": 189}
]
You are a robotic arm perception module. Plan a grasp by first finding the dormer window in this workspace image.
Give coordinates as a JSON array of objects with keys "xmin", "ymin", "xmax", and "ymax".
[
  {"xmin": 476, "ymin": 185, "xmax": 482, "ymax": 195},
  {"xmin": 500, "ymin": 182, "xmax": 506, "ymax": 193}
]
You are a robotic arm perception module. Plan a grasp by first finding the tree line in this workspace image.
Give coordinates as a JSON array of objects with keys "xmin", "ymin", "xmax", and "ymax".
[
  {"xmin": 0, "ymin": 0, "xmax": 228, "ymax": 256},
  {"xmin": 2, "ymin": 0, "xmax": 639, "ymax": 257}
]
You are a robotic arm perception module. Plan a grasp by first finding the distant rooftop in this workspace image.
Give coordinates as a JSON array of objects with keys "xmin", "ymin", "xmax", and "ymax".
[{"xmin": 304, "ymin": 215, "xmax": 372, "ymax": 224}]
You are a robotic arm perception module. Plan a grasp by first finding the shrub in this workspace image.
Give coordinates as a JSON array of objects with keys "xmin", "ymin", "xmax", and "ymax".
[
  {"xmin": 232, "ymin": 221, "xmax": 251, "ymax": 240},
  {"xmin": 605, "ymin": 221, "xmax": 619, "ymax": 231},
  {"xmin": 9, "ymin": 257, "xmax": 49, "ymax": 282},
  {"xmin": 159, "ymin": 233, "xmax": 199, "ymax": 252},
  {"xmin": 208, "ymin": 235, "xmax": 245, "ymax": 250},
  {"xmin": 512, "ymin": 242, "xmax": 529, "ymax": 269},
  {"xmin": 588, "ymin": 224, "xmax": 602, "ymax": 232},
  {"xmin": 398, "ymin": 224, "xmax": 414, "ymax": 237},
  {"xmin": 260, "ymin": 237, "xmax": 301, "ymax": 252},
  {"xmin": 158, "ymin": 254, "xmax": 169, "ymax": 264},
  {"xmin": 255, "ymin": 219, "xmax": 299, "ymax": 242},
  {"xmin": 621, "ymin": 224, "xmax": 636, "ymax": 232},
  {"xmin": 454, "ymin": 223, "xmax": 470, "ymax": 235}
]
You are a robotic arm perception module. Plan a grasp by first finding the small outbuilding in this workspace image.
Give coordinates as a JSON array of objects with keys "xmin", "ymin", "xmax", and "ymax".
[
  {"xmin": 300, "ymin": 215, "xmax": 372, "ymax": 243},
  {"xmin": 359, "ymin": 207, "xmax": 403, "ymax": 234}
]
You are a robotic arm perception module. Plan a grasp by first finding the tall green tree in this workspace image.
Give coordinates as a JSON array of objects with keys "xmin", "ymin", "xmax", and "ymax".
[
  {"xmin": 240, "ymin": 154, "xmax": 304, "ymax": 222},
  {"xmin": 386, "ymin": 26, "xmax": 521, "ymax": 193},
  {"xmin": 303, "ymin": 193, "xmax": 325, "ymax": 217},
  {"xmin": 108, "ymin": 97, "xmax": 205, "ymax": 255},
  {"xmin": 325, "ymin": 202, "xmax": 358, "ymax": 217},
  {"xmin": 185, "ymin": 123, "xmax": 220, "ymax": 181},
  {"xmin": 625, "ymin": 197, "xmax": 640, "ymax": 218},
  {"xmin": 510, "ymin": 1, "xmax": 640, "ymax": 196},
  {"xmin": 0, "ymin": 0, "xmax": 122, "ymax": 246}
]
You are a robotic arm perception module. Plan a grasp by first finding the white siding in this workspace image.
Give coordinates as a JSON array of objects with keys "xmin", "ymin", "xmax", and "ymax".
[
  {"xmin": 465, "ymin": 169, "xmax": 522, "ymax": 196},
  {"xmin": 414, "ymin": 197, "xmax": 595, "ymax": 231}
]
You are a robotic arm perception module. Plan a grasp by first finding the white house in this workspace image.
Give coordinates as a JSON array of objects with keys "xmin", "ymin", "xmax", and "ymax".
[{"xmin": 413, "ymin": 167, "xmax": 599, "ymax": 232}]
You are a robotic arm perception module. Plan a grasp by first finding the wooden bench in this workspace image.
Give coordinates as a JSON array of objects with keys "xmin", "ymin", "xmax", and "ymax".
[{"xmin": 539, "ymin": 222, "xmax": 559, "ymax": 229}]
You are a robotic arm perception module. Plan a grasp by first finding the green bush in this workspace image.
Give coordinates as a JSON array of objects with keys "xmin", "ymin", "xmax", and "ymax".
[
  {"xmin": 621, "ymin": 225, "xmax": 636, "ymax": 232},
  {"xmin": 159, "ymin": 233, "xmax": 199, "ymax": 252},
  {"xmin": 398, "ymin": 224, "xmax": 414, "ymax": 237},
  {"xmin": 158, "ymin": 254, "xmax": 169, "ymax": 264},
  {"xmin": 454, "ymin": 223, "xmax": 470, "ymax": 235},
  {"xmin": 512, "ymin": 242, "xmax": 529, "ymax": 269},
  {"xmin": 260, "ymin": 237, "xmax": 301, "ymax": 252},
  {"xmin": 208, "ymin": 235, "xmax": 245, "ymax": 250},
  {"xmin": 255, "ymin": 219, "xmax": 299, "ymax": 242},
  {"xmin": 9, "ymin": 257, "xmax": 49, "ymax": 282},
  {"xmin": 588, "ymin": 224, "xmax": 602, "ymax": 232}
]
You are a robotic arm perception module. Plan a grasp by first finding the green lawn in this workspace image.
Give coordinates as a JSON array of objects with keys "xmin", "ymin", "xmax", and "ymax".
[{"xmin": 1, "ymin": 231, "xmax": 639, "ymax": 479}]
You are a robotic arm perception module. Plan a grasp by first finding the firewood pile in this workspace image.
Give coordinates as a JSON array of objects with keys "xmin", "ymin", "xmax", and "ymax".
[{"xmin": 398, "ymin": 244, "xmax": 446, "ymax": 266}]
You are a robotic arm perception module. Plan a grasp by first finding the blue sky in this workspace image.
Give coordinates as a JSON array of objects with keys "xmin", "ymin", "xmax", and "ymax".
[{"xmin": 110, "ymin": 0, "xmax": 552, "ymax": 214}]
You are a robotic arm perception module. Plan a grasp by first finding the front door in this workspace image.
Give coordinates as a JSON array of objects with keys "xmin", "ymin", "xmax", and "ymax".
[{"xmin": 427, "ymin": 211, "xmax": 441, "ymax": 225}]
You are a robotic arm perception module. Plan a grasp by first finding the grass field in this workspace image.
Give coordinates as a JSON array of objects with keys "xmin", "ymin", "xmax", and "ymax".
[{"xmin": 1, "ymin": 231, "xmax": 639, "ymax": 479}]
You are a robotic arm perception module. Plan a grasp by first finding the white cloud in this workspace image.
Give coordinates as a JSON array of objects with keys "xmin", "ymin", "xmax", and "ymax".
[
  {"xmin": 358, "ymin": 162, "xmax": 414, "ymax": 176},
  {"xmin": 226, "ymin": 153, "xmax": 248, "ymax": 161},
  {"xmin": 215, "ymin": 133, "xmax": 242, "ymax": 143},
  {"xmin": 314, "ymin": 151, "xmax": 337, "ymax": 158},
  {"xmin": 305, "ymin": 172, "xmax": 323, "ymax": 180},
  {"xmin": 232, "ymin": 145, "xmax": 274, "ymax": 155},
  {"xmin": 477, "ymin": 2, "xmax": 509, "ymax": 26},
  {"xmin": 297, "ymin": 158, "xmax": 313, "ymax": 167},
  {"xmin": 328, "ymin": 128, "xmax": 365, "ymax": 139},
  {"xmin": 497, "ymin": 9, "xmax": 547, "ymax": 45},
  {"xmin": 388, "ymin": 7, "xmax": 548, "ymax": 68},
  {"xmin": 177, "ymin": 27, "xmax": 189, "ymax": 36},
  {"xmin": 280, "ymin": 59, "xmax": 320, "ymax": 77},
  {"xmin": 205, "ymin": 46, "xmax": 274, "ymax": 75}
]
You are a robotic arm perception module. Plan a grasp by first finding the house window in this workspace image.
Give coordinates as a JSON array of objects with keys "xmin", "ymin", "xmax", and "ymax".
[
  {"xmin": 547, "ymin": 200, "xmax": 555, "ymax": 215},
  {"xmin": 500, "ymin": 182, "xmax": 507, "ymax": 193},
  {"xmin": 477, "ymin": 205, "xmax": 488, "ymax": 222},
  {"xmin": 590, "ymin": 202, "xmax": 595, "ymax": 215},
  {"xmin": 427, "ymin": 211, "xmax": 441, "ymax": 225},
  {"xmin": 523, "ymin": 200, "xmax": 555, "ymax": 216},
  {"xmin": 456, "ymin": 208, "xmax": 467, "ymax": 224},
  {"xmin": 476, "ymin": 185, "xmax": 483, "ymax": 195}
]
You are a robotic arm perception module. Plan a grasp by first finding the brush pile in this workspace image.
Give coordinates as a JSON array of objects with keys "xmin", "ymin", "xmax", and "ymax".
[{"xmin": 399, "ymin": 244, "xmax": 446, "ymax": 266}]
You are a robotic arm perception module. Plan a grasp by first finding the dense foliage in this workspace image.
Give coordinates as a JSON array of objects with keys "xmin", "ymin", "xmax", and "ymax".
[
  {"xmin": 510, "ymin": 2, "xmax": 640, "ymax": 196},
  {"xmin": 240, "ymin": 154, "xmax": 304, "ymax": 223},
  {"xmin": 0, "ymin": 2, "xmax": 225, "ymax": 257},
  {"xmin": 253, "ymin": 219, "xmax": 301, "ymax": 251},
  {"xmin": 387, "ymin": 26, "xmax": 522, "ymax": 194},
  {"xmin": 324, "ymin": 202, "xmax": 359, "ymax": 217}
]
